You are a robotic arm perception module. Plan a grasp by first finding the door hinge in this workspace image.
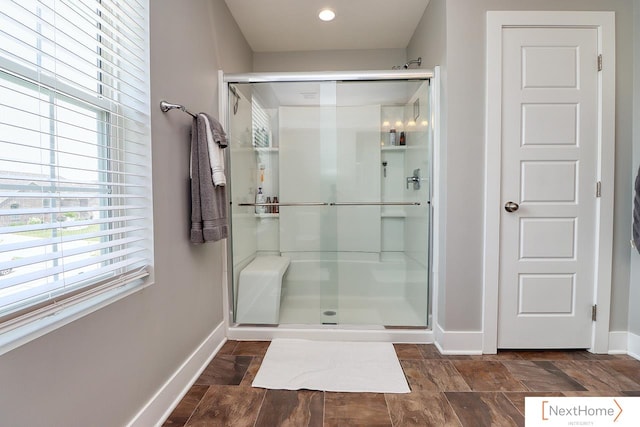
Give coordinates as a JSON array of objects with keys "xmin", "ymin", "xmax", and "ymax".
[
  {"xmin": 592, "ymin": 304, "xmax": 597, "ymax": 321},
  {"xmin": 596, "ymin": 181, "xmax": 602, "ymax": 198},
  {"xmin": 598, "ymin": 54, "xmax": 603, "ymax": 71}
]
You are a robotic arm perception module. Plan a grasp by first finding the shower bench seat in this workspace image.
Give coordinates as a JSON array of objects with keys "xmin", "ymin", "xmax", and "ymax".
[{"xmin": 235, "ymin": 255, "xmax": 290, "ymax": 324}]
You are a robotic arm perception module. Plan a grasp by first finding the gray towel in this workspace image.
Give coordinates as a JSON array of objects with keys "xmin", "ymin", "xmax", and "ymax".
[
  {"xmin": 201, "ymin": 112, "xmax": 228, "ymax": 148},
  {"xmin": 634, "ymin": 165, "xmax": 640, "ymax": 254},
  {"xmin": 190, "ymin": 114, "xmax": 228, "ymax": 243}
]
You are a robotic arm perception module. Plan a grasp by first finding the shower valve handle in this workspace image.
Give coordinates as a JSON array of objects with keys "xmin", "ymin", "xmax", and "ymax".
[
  {"xmin": 406, "ymin": 176, "xmax": 419, "ymax": 189},
  {"xmin": 406, "ymin": 169, "xmax": 421, "ymax": 190}
]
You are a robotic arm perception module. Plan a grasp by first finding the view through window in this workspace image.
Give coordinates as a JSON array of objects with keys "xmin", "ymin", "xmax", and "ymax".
[{"xmin": 0, "ymin": 0, "xmax": 152, "ymax": 332}]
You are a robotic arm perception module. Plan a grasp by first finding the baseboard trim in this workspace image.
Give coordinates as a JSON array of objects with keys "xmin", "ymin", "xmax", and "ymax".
[
  {"xmin": 127, "ymin": 321, "xmax": 226, "ymax": 427},
  {"xmin": 628, "ymin": 332, "xmax": 640, "ymax": 361},
  {"xmin": 434, "ymin": 323, "xmax": 483, "ymax": 355},
  {"xmin": 607, "ymin": 331, "xmax": 628, "ymax": 354}
]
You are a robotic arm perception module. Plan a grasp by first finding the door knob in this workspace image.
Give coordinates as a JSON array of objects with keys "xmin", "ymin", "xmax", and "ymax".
[{"xmin": 504, "ymin": 201, "xmax": 519, "ymax": 213}]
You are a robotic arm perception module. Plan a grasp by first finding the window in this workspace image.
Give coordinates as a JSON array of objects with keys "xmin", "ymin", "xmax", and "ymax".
[
  {"xmin": 252, "ymin": 97, "xmax": 271, "ymax": 148},
  {"xmin": 0, "ymin": 0, "xmax": 152, "ymax": 343}
]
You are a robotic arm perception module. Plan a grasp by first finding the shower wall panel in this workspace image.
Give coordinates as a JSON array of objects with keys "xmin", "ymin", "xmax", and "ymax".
[
  {"xmin": 404, "ymin": 82, "xmax": 431, "ymax": 268},
  {"xmin": 336, "ymin": 105, "xmax": 381, "ymax": 253},
  {"xmin": 230, "ymin": 94, "xmax": 258, "ymax": 266},
  {"xmin": 279, "ymin": 106, "xmax": 335, "ymax": 252},
  {"xmin": 278, "ymin": 105, "xmax": 381, "ymax": 254}
]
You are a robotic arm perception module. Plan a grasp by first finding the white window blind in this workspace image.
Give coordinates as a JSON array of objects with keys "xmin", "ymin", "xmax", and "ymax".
[{"xmin": 0, "ymin": 0, "xmax": 152, "ymax": 332}]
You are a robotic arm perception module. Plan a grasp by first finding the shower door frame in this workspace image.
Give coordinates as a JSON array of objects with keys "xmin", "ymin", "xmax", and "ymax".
[{"xmin": 219, "ymin": 68, "xmax": 440, "ymax": 343}]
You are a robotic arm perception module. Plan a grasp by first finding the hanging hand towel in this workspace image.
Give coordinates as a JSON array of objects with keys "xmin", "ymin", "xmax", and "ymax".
[
  {"xmin": 634, "ymin": 165, "xmax": 640, "ymax": 254},
  {"xmin": 190, "ymin": 114, "xmax": 228, "ymax": 243},
  {"xmin": 201, "ymin": 113, "xmax": 227, "ymax": 186}
]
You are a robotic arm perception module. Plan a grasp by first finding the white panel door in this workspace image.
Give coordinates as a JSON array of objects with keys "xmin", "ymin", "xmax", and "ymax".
[{"xmin": 498, "ymin": 27, "xmax": 599, "ymax": 348}]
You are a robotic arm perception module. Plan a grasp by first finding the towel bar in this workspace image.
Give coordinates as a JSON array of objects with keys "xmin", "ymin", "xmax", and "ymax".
[{"xmin": 160, "ymin": 100, "xmax": 197, "ymax": 118}]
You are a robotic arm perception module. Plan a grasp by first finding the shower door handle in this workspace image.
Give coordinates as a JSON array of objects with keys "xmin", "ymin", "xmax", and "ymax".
[
  {"xmin": 331, "ymin": 202, "xmax": 421, "ymax": 206},
  {"xmin": 238, "ymin": 202, "xmax": 329, "ymax": 207}
]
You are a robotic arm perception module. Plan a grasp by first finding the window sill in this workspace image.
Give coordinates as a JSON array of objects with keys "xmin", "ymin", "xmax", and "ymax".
[{"xmin": 0, "ymin": 278, "xmax": 152, "ymax": 357}]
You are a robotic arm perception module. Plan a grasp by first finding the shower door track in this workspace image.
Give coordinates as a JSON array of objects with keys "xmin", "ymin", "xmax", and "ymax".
[{"xmin": 224, "ymin": 69, "xmax": 433, "ymax": 84}]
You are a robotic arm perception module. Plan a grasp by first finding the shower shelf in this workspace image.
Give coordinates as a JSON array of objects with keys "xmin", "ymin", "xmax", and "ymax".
[
  {"xmin": 381, "ymin": 146, "xmax": 406, "ymax": 151},
  {"xmin": 254, "ymin": 147, "xmax": 279, "ymax": 153},
  {"xmin": 255, "ymin": 213, "xmax": 279, "ymax": 219}
]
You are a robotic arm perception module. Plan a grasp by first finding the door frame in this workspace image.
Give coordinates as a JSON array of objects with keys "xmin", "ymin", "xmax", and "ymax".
[{"xmin": 483, "ymin": 11, "xmax": 615, "ymax": 354}]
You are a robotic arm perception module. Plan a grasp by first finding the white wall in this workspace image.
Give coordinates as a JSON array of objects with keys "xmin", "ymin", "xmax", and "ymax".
[
  {"xmin": 629, "ymin": 0, "xmax": 640, "ymax": 337},
  {"xmin": 254, "ymin": 48, "xmax": 407, "ymax": 72},
  {"xmin": 408, "ymin": 0, "xmax": 634, "ymax": 333},
  {"xmin": 0, "ymin": 1, "xmax": 252, "ymax": 425},
  {"xmin": 407, "ymin": 0, "xmax": 447, "ymax": 71}
]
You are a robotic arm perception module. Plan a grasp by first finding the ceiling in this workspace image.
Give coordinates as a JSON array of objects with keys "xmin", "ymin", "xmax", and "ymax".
[{"xmin": 224, "ymin": 0, "xmax": 430, "ymax": 53}]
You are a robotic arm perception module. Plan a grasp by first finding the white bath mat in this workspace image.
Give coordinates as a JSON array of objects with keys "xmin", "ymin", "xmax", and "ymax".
[{"xmin": 252, "ymin": 338, "xmax": 410, "ymax": 393}]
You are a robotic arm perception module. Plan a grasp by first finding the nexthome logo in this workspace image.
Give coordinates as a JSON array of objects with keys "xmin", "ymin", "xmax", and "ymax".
[
  {"xmin": 542, "ymin": 399, "xmax": 622, "ymax": 421},
  {"xmin": 525, "ymin": 397, "xmax": 639, "ymax": 427}
]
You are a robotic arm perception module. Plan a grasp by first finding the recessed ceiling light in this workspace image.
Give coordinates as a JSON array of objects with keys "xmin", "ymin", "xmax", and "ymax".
[{"xmin": 318, "ymin": 8, "xmax": 336, "ymax": 22}]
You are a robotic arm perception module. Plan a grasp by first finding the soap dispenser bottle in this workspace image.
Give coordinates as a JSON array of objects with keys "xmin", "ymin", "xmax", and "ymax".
[{"xmin": 255, "ymin": 187, "xmax": 266, "ymax": 214}]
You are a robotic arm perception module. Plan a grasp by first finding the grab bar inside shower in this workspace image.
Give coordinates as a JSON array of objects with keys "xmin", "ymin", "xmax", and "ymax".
[
  {"xmin": 331, "ymin": 202, "xmax": 422, "ymax": 206},
  {"xmin": 238, "ymin": 202, "xmax": 329, "ymax": 207},
  {"xmin": 237, "ymin": 202, "xmax": 422, "ymax": 207}
]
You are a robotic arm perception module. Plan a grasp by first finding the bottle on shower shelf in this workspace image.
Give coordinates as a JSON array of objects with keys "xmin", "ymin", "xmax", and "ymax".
[
  {"xmin": 256, "ymin": 163, "xmax": 266, "ymax": 214},
  {"xmin": 258, "ymin": 163, "xmax": 266, "ymax": 184},
  {"xmin": 389, "ymin": 128, "xmax": 397, "ymax": 146},
  {"xmin": 255, "ymin": 187, "xmax": 266, "ymax": 214},
  {"xmin": 265, "ymin": 196, "xmax": 272, "ymax": 214},
  {"xmin": 273, "ymin": 196, "xmax": 279, "ymax": 213}
]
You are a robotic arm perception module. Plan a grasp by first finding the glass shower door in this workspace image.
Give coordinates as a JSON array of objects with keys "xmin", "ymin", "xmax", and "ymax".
[
  {"xmin": 227, "ymin": 77, "xmax": 431, "ymax": 327},
  {"xmin": 278, "ymin": 81, "xmax": 339, "ymax": 324},
  {"xmin": 330, "ymin": 80, "xmax": 431, "ymax": 326}
]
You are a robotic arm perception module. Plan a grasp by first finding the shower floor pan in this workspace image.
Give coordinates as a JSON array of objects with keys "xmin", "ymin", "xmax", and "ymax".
[
  {"xmin": 278, "ymin": 294, "xmax": 425, "ymax": 326},
  {"xmin": 228, "ymin": 255, "xmax": 431, "ymax": 343}
]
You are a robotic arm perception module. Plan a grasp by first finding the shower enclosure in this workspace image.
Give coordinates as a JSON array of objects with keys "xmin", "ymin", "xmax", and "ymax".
[{"xmin": 222, "ymin": 70, "xmax": 434, "ymax": 330}]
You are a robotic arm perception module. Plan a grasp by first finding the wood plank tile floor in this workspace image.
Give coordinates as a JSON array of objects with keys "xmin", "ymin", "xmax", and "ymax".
[{"xmin": 163, "ymin": 341, "xmax": 640, "ymax": 427}]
